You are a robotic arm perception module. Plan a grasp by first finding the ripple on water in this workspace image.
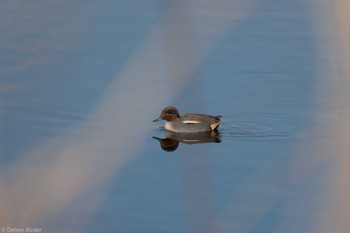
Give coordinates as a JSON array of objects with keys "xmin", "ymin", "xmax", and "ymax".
[{"xmin": 220, "ymin": 117, "xmax": 300, "ymax": 140}]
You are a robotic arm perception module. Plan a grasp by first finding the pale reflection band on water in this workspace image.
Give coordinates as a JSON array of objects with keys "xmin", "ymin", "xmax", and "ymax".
[
  {"xmin": 286, "ymin": 0, "xmax": 350, "ymax": 232},
  {"xmin": 0, "ymin": 0, "xmax": 259, "ymax": 230},
  {"xmin": 325, "ymin": 0, "xmax": 350, "ymax": 231}
]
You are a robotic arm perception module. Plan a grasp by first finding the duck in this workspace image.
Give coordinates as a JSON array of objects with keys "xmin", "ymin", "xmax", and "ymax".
[{"xmin": 153, "ymin": 106, "xmax": 221, "ymax": 133}]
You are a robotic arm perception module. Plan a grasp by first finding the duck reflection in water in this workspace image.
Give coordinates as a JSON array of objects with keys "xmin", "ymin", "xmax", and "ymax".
[{"xmin": 153, "ymin": 130, "xmax": 221, "ymax": 152}]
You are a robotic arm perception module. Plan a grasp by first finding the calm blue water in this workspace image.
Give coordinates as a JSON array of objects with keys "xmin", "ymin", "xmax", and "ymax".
[{"xmin": 1, "ymin": 1, "xmax": 331, "ymax": 233}]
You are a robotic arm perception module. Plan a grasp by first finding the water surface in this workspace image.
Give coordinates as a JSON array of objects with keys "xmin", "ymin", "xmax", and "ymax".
[{"xmin": 0, "ymin": 1, "xmax": 342, "ymax": 233}]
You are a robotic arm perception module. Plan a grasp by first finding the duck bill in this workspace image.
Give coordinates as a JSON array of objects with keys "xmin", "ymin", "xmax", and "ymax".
[{"xmin": 152, "ymin": 117, "xmax": 162, "ymax": 122}]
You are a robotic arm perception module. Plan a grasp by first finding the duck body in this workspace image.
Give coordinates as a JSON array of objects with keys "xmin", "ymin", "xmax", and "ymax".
[{"xmin": 153, "ymin": 106, "xmax": 221, "ymax": 133}]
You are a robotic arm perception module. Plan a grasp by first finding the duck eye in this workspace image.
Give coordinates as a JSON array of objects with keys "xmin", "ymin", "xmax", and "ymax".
[{"xmin": 166, "ymin": 109, "xmax": 177, "ymax": 115}]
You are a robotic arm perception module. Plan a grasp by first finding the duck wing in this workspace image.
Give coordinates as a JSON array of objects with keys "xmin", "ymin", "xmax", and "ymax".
[
  {"xmin": 181, "ymin": 114, "xmax": 221, "ymax": 124},
  {"xmin": 181, "ymin": 114, "xmax": 221, "ymax": 131}
]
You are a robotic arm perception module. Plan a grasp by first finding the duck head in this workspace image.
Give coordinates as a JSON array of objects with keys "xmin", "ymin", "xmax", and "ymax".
[{"xmin": 153, "ymin": 106, "xmax": 180, "ymax": 122}]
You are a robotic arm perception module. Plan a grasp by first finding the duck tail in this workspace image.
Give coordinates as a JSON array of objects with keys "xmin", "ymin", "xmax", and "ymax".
[{"xmin": 213, "ymin": 115, "xmax": 222, "ymax": 123}]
